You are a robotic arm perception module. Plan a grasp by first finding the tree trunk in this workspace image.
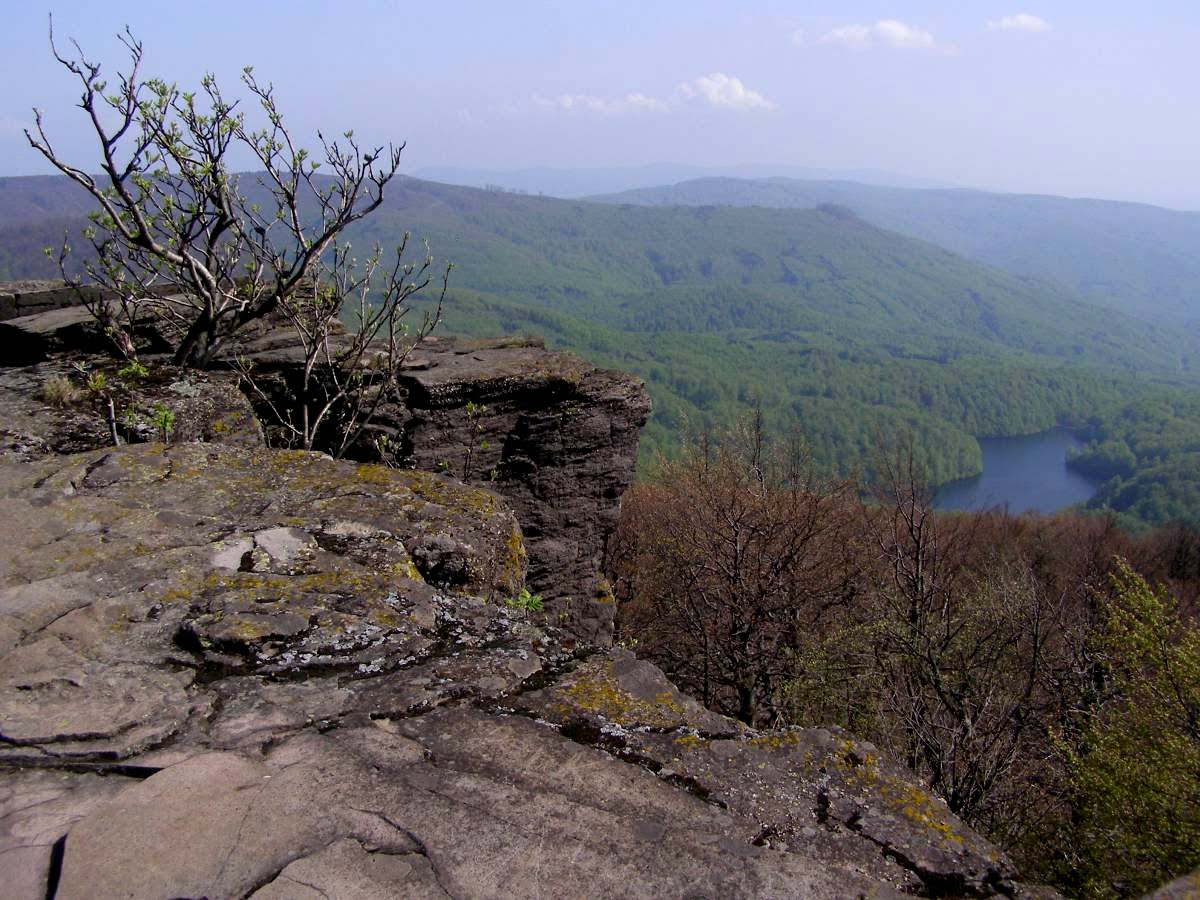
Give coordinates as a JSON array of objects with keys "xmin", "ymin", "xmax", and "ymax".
[{"xmin": 172, "ymin": 312, "xmax": 218, "ymax": 369}]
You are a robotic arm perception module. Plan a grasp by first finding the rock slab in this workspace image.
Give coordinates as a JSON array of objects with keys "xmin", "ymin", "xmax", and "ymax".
[{"xmin": 0, "ymin": 444, "xmax": 1056, "ymax": 899}]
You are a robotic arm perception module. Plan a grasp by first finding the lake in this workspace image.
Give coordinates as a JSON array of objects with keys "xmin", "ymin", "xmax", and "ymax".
[{"xmin": 933, "ymin": 427, "xmax": 1105, "ymax": 515}]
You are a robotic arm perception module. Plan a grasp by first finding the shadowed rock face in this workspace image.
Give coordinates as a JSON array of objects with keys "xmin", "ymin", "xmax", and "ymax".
[
  {"xmin": 0, "ymin": 444, "xmax": 1057, "ymax": 899},
  {"xmin": 391, "ymin": 337, "xmax": 652, "ymax": 646}
]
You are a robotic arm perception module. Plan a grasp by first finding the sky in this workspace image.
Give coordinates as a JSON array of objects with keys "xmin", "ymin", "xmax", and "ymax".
[{"xmin": 2, "ymin": 1, "xmax": 1199, "ymax": 209}]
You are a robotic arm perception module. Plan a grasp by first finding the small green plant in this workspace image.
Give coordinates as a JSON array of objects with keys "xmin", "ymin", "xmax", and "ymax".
[
  {"xmin": 461, "ymin": 401, "xmax": 489, "ymax": 480},
  {"xmin": 374, "ymin": 433, "xmax": 404, "ymax": 469},
  {"xmin": 86, "ymin": 371, "xmax": 108, "ymax": 394},
  {"xmin": 149, "ymin": 403, "xmax": 176, "ymax": 442},
  {"xmin": 118, "ymin": 360, "xmax": 150, "ymax": 381},
  {"xmin": 36, "ymin": 375, "xmax": 82, "ymax": 407},
  {"xmin": 504, "ymin": 587, "xmax": 544, "ymax": 613},
  {"xmin": 121, "ymin": 405, "xmax": 140, "ymax": 431}
]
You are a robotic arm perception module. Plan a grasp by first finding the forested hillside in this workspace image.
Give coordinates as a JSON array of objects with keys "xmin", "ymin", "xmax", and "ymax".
[
  {"xmin": 592, "ymin": 177, "xmax": 1200, "ymax": 328},
  {"xmin": 4, "ymin": 173, "xmax": 1200, "ymax": 524}
]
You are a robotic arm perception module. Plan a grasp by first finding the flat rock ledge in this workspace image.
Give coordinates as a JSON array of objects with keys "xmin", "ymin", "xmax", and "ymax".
[{"xmin": 0, "ymin": 444, "xmax": 1057, "ymax": 899}]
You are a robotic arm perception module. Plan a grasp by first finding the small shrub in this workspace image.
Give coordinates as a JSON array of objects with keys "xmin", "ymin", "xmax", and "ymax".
[
  {"xmin": 86, "ymin": 372, "xmax": 108, "ymax": 394},
  {"xmin": 37, "ymin": 375, "xmax": 82, "ymax": 407},
  {"xmin": 504, "ymin": 587, "xmax": 544, "ymax": 613},
  {"xmin": 149, "ymin": 403, "xmax": 176, "ymax": 443},
  {"xmin": 118, "ymin": 360, "xmax": 150, "ymax": 381}
]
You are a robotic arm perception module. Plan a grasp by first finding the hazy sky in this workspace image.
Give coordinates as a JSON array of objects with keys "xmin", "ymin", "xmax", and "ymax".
[{"xmin": 3, "ymin": 2, "xmax": 1199, "ymax": 208}]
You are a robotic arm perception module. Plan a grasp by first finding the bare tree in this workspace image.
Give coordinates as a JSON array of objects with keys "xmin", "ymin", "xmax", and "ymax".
[
  {"xmin": 863, "ymin": 443, "xmax": 1067, "ymax": 832},
  {"xmin": 25, "ymin": 21, "xmax": 443, "ymax": 381},
  {"xmin": 234, "ymin": 235, "xmax": 447, "ymax": 455},
  {"xmin": 611, "ymin": 413, "xmax": 859, "ymax": 726}
]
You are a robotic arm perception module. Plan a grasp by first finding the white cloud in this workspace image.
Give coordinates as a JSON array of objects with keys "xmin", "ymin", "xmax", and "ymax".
[
  {"xmin": 819, "ymin": 23, "xmax": 873, "ymax": 49},
  {"xmin": 986, "ymin": 13, "xmax": 1052, "ymax": 33},
  {"xmin": 818, "ymin": 19, "xmax": 946, "ymax": 52},
  {"xmin": 679, "ymin": 73, "xmax": 776, "ymax": 111},
  {"xmin": 532, "ymin": 92, "xmax": 669, "ymax": 115},
  {"xmin": 520, "ymin": 74, "xmax": 774, "ymax": 117},
  {"xmin": 624, "ymin": 93, "xmax": 670, "ymax": 112}
]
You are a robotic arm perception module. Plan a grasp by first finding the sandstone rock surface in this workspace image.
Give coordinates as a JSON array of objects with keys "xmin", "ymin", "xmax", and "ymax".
[
  {"xmin": 392, "ymin": 337, "xmax": 652, "ymax": 645},
  {"xmin": 0, "ymin": 360, "xmax": 263, "ymax": 462},
  {"xmin": 2, "ymin": 284, "xmax": 650, "ymax": 648},
  {"xmin": 0, "ymin": 444, "xmax": 1054, "ymax": 899},
  {"xmin": 0, "ymin": 282, "xmax": 101, "ymax": 323}
]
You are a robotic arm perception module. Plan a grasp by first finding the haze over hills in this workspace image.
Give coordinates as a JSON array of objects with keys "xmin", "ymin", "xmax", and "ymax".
[
  {"xmin": 2, "ymin": 173, "xmax": 1185, "ymax": 375},
  {"xmin": 4, "ymin": 171, "xmax": 1200, "ymax": 523},
  {"xmin": 589, "ymin": 176, "xmax": 1200, "ymax": 329},
  {"xmin": 410, "ymin": 163, "xmax": 962, "ymax": 198}
]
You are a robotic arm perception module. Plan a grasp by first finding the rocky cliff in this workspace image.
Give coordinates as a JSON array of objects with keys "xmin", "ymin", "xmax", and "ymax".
[
  {"xmin": 1, "ymin": 286, "xmax": 650, "ymax": 646},
  {"xmin": 391, "ymin": 337, "xmax": 651, "ymax": 645},
  {"xmin": 0, "ymin": 288, "xmax": 1060, "ymax": 898}
]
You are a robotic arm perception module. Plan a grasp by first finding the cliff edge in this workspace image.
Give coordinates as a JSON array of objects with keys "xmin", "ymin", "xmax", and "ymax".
[{"xmin": 0, "ymin": 286, "xmax": 1057, "ymax": 898}]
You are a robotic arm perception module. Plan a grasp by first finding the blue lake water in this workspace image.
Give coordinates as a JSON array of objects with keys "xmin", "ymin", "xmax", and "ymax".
[{"xmin": 933, "ymin": 427, "xmax": 1105, "ymax": 515}]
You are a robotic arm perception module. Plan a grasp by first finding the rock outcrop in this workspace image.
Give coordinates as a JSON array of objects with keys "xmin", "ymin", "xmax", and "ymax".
[
  {"xmin": 230, "ymin": 329, "xmax": 651, "ymax": 646},
  {"xmin": 0, "ymin": 282, "xmax": 97, "ymax": 322},
  {"xmin": 391, "ymin": 337, "xmax": 651, "ymax": 645},
  {"xmin": 0, "ymin": 285, "xmax": 1070, "ymax": 898},
  {"xmin": 0, "ymin": 443, "xmax": 1056, "ymax": 899},
  {"xmin": 0, "ymin": 289, "xmax": 651, "ymax": 646}
]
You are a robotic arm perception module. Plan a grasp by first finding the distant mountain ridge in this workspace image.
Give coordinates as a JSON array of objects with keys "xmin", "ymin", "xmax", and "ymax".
[
  {"xmin": 588, "ymin": 176, "xmax": 1200, "ymax": 329},
  {"xmin": 410, "ymin": 163, "xmax": 961, "ymax": 198}
]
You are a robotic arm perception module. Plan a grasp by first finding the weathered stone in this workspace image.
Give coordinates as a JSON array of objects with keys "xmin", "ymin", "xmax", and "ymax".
[
  {"xmin": 0, "ymin": 768, "xmax": 134, "ymax": 899},
  {"xmin": 0, "ymin": 359, "xmax": 264, "ymax": 463},
  {"xmin": 0, "ymin": 444, "xmax": 529, "ymax": 763},
  {"xmin": 249, "ymin": 837, "xmax": 450, "ymax": 900},
  {"xmin": 514, "ymin": 648, "xmax": 1025, "ymax": 897},
  {"xmin": 0, "ymin": 281, "xmax": 106, "ymax": 322},
  {"xmin": 391, "ymin": 337, "xmax": 651, "ymax": 645}
]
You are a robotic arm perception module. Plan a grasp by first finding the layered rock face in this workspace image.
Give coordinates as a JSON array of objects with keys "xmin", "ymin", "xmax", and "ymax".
[
  {"xmin": 391, "ymin": 338, "xmax": 652, "ymax": 645},
  {"xmin": 0, "ymin": 444, "xmax": 1052, "ymax": 899}
]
